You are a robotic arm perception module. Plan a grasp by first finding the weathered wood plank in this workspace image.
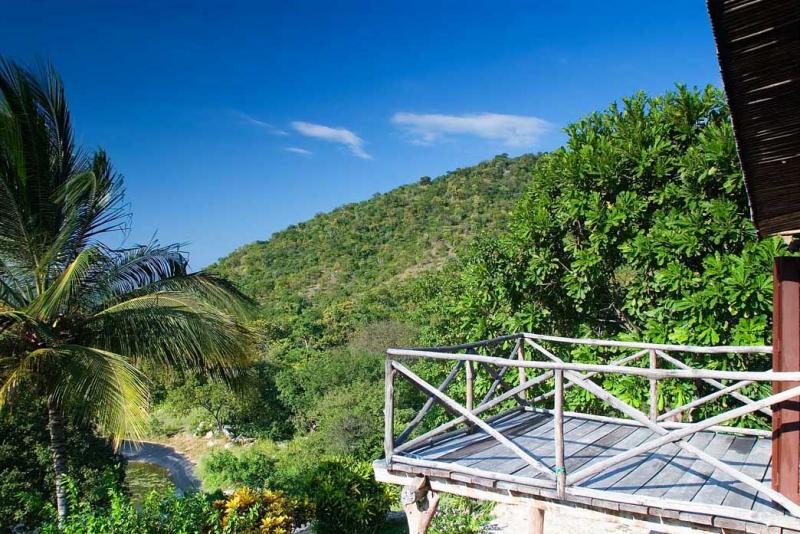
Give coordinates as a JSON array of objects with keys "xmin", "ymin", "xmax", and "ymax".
[
  {"xmin": 721, "ymin": 437, "xmax": 771, "ymax": 511},
  {"xmin": 409, "ymin": 409, "xmax": 528, "ymax": 459},
  {"xmin": 509, "ymin": 420, "xmax": 609, "ymax": 478},
  {"xmin": 579, "ymin": 427, "xmax": 662, "ymax": 490},
  {"xmin": 691, "ymin": 436, "xmax": 757, "ymax": 506},
  {"xmin": 605, "ymin": 439, "xmax": 682, "ymax": 494},
  {"xmin": 524, "ymin": 422, "xmax": 621, "ymax": 479},
  {"xmin": 556, "ymin": 424, "xmax": 639, "ymax": 481},
  {"xmin": 433, "ymin": 413, "xmax": 551, "ymax": 462},
  {"xmin": 752, "ymin": 459, "xmax": 777, "ymax": 514},
  {"xmin": 467, "ymin": 418, "xmax": 590, "ymax": 475},
  {"xmin": 660, "ymin": 432, "xmax": 736, "ymax": 504},
  {"xmin": 633, "ymin": 431, "xmax": 716, "ymax": 498}
]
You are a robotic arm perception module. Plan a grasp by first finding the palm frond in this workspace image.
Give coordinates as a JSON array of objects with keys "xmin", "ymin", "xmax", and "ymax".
[
  {"xmin": 27, "ymin": 247, "xmax": 98, "ymax": 320},
  {"xmin": 49, "ymin": 344, "xmax": 149, "ymax": 443},
  {"xmin": 90, "ymin": 291, "xmax": 253, "ymax": 378},
  {"xmin": 88, "ymin": 242, "xmax": 187, "ymax": 299},
  {"xmin": 0, "ymin": 58, "xmax": 88, "ymax": 284},
  {"xmin": 51, "ymin": 150, "xmax": 129, "ymax": 258},
  {"xmin": 0, "ymin": 346, "xmax": 57, "ymax": 408}
]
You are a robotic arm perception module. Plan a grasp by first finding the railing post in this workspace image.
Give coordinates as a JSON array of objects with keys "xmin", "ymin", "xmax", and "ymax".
[
  {"xmin": 385, "ymin": 359, "xmax": 395, "ymax": 464},
  {"xmin": 518, "ymin": 341, "xmax": 527, "ymax": 400},
  {"xmin": 773, "ymin": 257, "xmax": 800, "ymax": 506},
  {"xmin": 554, "ymin": 369, "xmax": 566, "ymax": 499},
  {"xmin": 465, "ymin": 360, "xmax": 474, "ymax": 412},
  {"xmin": 649, "ymin": 349, "xmax": 659, "ymax": 422}
]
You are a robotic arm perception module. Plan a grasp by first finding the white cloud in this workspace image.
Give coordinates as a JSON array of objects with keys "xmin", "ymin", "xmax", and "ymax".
[
  {"xmin": 391, "ymin": 112, "xmax": 552, "ymax": 147},
  {"xmin": 291, "ymin": 121, "xmax": 371, "ymax": 159},
  {"xmin": 285, "ymin": 147, "xmax": 312, "ymax": 156},
  {"xmin": 235, "ymin": 111, "xmax": 289, "ymax": 136}
]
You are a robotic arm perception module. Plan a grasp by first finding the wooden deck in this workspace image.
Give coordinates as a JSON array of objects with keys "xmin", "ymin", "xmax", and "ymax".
[
  {"xmin": 400, "ymin": 409, "xmax": 779, "ymax": 515},
  {"xmin": 376, "ymin": 334, "xmax": 800, "ymax": 533}
]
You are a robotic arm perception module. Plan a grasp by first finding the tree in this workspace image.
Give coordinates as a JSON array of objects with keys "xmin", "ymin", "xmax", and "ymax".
[
  {"xmin": 415, "ymin": 86, "xmax": 781, "ymax": 420},
  {"xmin": 166, "ymin": 373, "xmax": 244, "ymax": 433},
  {"xmin": 0, "ymin": 59, "xmax": 253, "ymax": 521}
]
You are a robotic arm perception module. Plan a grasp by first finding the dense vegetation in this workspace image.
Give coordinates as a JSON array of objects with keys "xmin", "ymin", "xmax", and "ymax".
[
  {"xmin": 1, "ymin": 72, "xmax": 784, "ymax": 533},
  {"xmin": 410, "ymin": 86, "xmax": 779, "ymax": 422},
  {"xmin": 212, "ymin": 154, "xmax": 538, "ymax": 350}
]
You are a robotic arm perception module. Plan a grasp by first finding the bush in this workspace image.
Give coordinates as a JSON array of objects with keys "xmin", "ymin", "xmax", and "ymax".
[
  {"xmin": 304, "ymin": 457, "xmax": 390, "ymax": 534},
  {"xmin": 429, "ymin": 496, "xmax": 494, "ymax": 534},
  {"xmin": 213, "ymin": 487, "xmax": 311, "ymax": 534},
  {"xmin": 199, "ymin": 448, "xmax": 277, "ymax": 493},
  {"xmin": 41, "ymin": 487, "xmax": 216, "ymax": 534}
]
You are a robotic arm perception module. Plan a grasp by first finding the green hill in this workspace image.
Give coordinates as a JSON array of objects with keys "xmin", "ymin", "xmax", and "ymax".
[{"xmin": 211, "ymin": 153, "xmax": 538, "ymax": 344}]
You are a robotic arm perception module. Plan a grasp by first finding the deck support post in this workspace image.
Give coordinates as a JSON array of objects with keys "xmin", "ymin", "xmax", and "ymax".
[
  {"xmin": 384, "ymin": 359, "xmax": 395, "ymax": 464},
  {"xmin": 772, "ymin": 257, "xmax": 800, "ymax": 506},
  {"xmin": 401, "ymin": 477, "xmax": 439, "ymax": 534},
  {"xmin": 526, "ymin": 505, "xmax": 545, "ymax": 534}
]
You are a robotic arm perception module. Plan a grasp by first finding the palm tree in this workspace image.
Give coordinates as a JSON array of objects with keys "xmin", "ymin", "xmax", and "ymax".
[{"xmin": 0, "ymin": 60, "xmax": 254, "ymax": 521}]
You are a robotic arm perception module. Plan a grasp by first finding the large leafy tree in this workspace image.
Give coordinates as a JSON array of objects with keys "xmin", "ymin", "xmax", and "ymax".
[
  {"xmin": 0, "ymin": 60, "xmax": 253, "ymax": 521},
  {"xmin": 413, "ymin": 86, "xmax": 781, "ymax": 420}
]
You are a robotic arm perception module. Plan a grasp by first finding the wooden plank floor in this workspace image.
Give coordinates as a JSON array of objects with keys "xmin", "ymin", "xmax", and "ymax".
[{"xmin": 401, "ymin": 410, "xmax": 782, "ymax": 515}]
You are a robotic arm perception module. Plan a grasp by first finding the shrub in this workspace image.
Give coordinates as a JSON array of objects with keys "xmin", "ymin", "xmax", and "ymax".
[
  {"xmin": 304, "ymin": 457, "xmax": 390, "ymax": 534},
  {"xmin": 41, "ymin": 487, "xmax": 216, "ymax": 534},
  {"xmin": 214, "ymin": 487, "xmax": 311, "ymax": 534},
  {"xmin": 303, "ymin": 380, "xmax": 385, "ymax": 460},
  {"xmin": 429, "ymin": 496, "xmax": 494, "ymax": 534},
  {"xmin": 199, "ymin": 448, "xmax": 277, "ymax": 493}
]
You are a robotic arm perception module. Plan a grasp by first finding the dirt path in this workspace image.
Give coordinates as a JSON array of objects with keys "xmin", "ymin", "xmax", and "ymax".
[
  {"xmin": 491, "ymin": 503, "xmax": 648, "ymax": 533},
  {"xmin": 121, "ymin": 441, "xmax": 200, "ymax": 493}
]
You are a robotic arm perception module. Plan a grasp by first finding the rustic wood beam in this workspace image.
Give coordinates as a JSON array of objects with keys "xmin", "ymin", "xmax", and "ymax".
[
  {"xmin": 394, "ymin": 368, "xmax": 555, "ymax": 454},
  {"xmin": 553, "ymin": 369, "xmax": 565, "ymax": 500},
  {"xmin": 656, "ymin": 351, "xmax": 772, "ymax": 417},
  {"xmin": 387, "ymin": 346, "xmax": 798, "ymax": 382},
  {"xmin": 401, "ymin": 477, "xmax": 439, "ymax": 534},
  {"xmin": 648, "ymin": 350, "xmax": 658, "ymax": 422},
  {"xmin": 480, "ymin": 361, "xmax": 528, "ymax": 407},
  {"xmin": 395, "ymin": 360, "xmax": 464, "ymax": 446},
  {"xmin": 657, "ymin": 378, "xmax": 755, "ymax": 423},
  {"xmin": 392, "ymin": 360, "xmax": 553, "ymax": 478},
  {"xmin": 522, "ymin": 332, "xmax": 771, "ymax": 354},
  {"xmin": 478, "ymin": 339, "xmax": 520, "ymax": 407},
  {"xmin": 527, "ymin": 349, "xmax": 648, "ymax": 405}
]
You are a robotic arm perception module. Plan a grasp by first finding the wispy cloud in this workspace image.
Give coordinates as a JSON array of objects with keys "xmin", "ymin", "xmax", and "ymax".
[
  {"xmin": 285, "ymin": 147, "xmax": 312, "ymax": 156},
  {"xmin": 391, "ymin": 112, "xmax": 552, "ymax": 147},
  {"xmin": 234, "ymin": 111, "xmax": 289, "ymax": 136},
  {"xmin": 291, "ymin": 121, "xmax": 371, "ymax": 159}
]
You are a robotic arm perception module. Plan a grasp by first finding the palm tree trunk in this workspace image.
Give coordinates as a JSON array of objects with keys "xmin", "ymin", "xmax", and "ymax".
[{"xmin": 47, "ymin": 396, "xmax": 70, "ymax": 522}]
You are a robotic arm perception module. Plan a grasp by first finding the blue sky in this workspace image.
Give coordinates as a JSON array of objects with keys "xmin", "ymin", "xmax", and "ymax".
[{"xmin": 2, "ymin": 1, "xmax": 721, "ymax": 268}]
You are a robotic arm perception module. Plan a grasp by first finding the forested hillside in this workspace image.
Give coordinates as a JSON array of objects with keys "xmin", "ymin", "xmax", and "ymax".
[{"xmin": 211, "ymin": 154, "xmax": 538, "ymax": 341}]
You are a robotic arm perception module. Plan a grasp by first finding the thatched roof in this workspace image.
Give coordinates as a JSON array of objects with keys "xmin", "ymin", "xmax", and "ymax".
[{"xmin": 708, "ymin": 0, "xmax": 800, "ymax": 237}]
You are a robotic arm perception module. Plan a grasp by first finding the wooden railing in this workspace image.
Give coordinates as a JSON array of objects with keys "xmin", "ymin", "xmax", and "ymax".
[{"xmin": 383, "ymin": 333, "xmax": 800, "ymax": 518}]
